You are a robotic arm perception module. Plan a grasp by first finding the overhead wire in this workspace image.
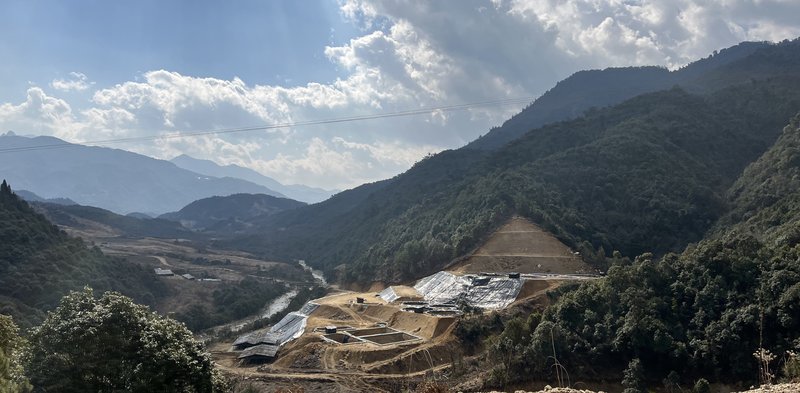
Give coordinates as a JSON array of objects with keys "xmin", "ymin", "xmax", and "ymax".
[{"xmin": 0, "ymin": 96, "xmax": 534, "ymax": 154}]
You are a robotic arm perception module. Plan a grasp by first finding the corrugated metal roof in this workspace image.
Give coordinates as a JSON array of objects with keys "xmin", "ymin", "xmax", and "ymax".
[
  {"xmin": 234, "ymin": 302, "xmax": 320, "ymax": 349},
  {"xmin": 238, "ymin": 344, "xmax": 279, "ymax": 359},
  {"xmin": 154, "ymin": 268, "xmax": 174, "ymax": 275}
]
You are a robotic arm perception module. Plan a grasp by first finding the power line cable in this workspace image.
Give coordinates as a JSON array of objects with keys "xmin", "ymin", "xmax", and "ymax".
[{"xmin": 0, "ymin": 96, "xmax": 534, "ymax": 154}]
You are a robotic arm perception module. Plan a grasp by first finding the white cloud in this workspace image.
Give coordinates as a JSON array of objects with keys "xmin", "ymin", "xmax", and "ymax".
[
  {"xmin": 2, "ymin": 1, "xmax": 800, "ymax": 190},
  {"xmin": 505, "ymin": 0, "xmax": 800, "ymax": 68},
  {"xmin": 51, "ymin": 72, "xmax": 94, "ymax": 92},
  {"xmin": 0, "ymin": 87, "xmax": 79, "ymax": 136}
]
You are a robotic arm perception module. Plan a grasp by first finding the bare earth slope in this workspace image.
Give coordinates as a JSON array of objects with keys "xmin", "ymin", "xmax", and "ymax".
[{"xmin": 450, "ymin": 216, "xmax": 593, "ymax": 274}]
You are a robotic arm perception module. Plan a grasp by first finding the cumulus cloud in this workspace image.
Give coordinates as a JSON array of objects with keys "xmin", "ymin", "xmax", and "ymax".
[
  {"xmin": 0, "ymin": 87, "xmax": 80, "ymax": 136},
  {"xmin": 505, "ymin": 0, "xmax": 800, "ymax": 68},
  {"xmin": 2, "ymin": 1, "xmax": 800, "ymax": 189},
  {"xmin": 51, "ymin": 72, "xmax": 94, "ymax": 92}
]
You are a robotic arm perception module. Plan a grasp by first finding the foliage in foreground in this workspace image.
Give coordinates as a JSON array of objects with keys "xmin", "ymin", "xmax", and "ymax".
[
  {"xmin": 27, "ymin": 288, "xmax": 227, "ymax": 393},
  {"xmin": 0, "ymin": 315, "xmax": 31, "ymax": 393}
]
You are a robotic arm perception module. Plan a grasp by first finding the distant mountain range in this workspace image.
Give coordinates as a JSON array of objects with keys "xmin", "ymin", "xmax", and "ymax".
[
  {"xmin": 170, "ymin": 154, "xmax": 336, "ymax": 203},
  {"xmin": 15, "ymin": 189, "xmax": 77, "ymax": 206},
  {"xmin": 0, "ymin": 133, "xmax": 289, "ymax": 215}
]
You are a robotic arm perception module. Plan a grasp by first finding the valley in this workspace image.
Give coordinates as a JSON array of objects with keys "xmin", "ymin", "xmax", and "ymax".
[
  {"xmin": 211, "ymin": 216, "xmax": 600, "ymax": 392},
  {"xmin": 25, "ymin": 198, "xmax": 321, "ymax": 334},
  {"xmin": 2, "ymin": 36, "xmax": 800, "ymax": 393}
]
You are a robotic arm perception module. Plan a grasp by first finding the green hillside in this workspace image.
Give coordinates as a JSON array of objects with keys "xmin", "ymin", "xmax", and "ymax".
[
  {"xmin": 484, "ymin": 114, "xmax": 800, "ymax": 387},
  {"xmin": 466, "ymin": 41, "xmax": 769, "ymax": 151},
  {"xmin": 0, "ymin": 181, "xmax": 166, "ymax": 328},
  {"xmin": 217, "ymin": 39, "xmax": 800, "ymax": 285}
]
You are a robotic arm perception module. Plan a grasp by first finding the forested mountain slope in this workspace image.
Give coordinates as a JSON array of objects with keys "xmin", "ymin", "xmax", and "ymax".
[
  {"xmin": 0, "ymin": 181, "xmax": 166, "ymax": 328},
  {"xmin": 489, "ymin": 114, "xmax": 800, "ymax": 388},
  {"xmin": 216, "ymin": 39, "xmax": 800, "ymax": 286},
  {"xmin": 159, "ymin": 193, "xmax": 305, "ymax": 232},
  {"xmin": 465, "ymin": 40, "xmax": 769, "ymax": 151}
]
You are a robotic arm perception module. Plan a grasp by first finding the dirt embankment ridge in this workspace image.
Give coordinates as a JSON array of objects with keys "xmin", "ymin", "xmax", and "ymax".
[
  {"xmin": 478, "ymin": 383, "xmax": 800, "ymax": 393},
  {"xmin": 481, "ymin": 388, "xmax": 603, "ymax": 393}
]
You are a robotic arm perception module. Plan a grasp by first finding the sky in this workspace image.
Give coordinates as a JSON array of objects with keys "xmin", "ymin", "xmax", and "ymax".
[{"xmin": 1, "ymin": 0, "xmax": 799, "ymax": 190}]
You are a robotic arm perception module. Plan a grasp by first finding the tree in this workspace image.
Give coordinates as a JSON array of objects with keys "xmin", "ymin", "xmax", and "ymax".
[
  {"xmin": 0, "ymin": 314, "xmax": 31, "ymax": 393},
  {"xmin": 622, "ymin": 358, "xmax": 646, "ymax": 393},
  {"xmin": 693, "ymin": 378, "xmax": 711, "ymax": 393},
  {"xmin": 28, "ymin": 288, "xmax": 226, "ymax": 393}
]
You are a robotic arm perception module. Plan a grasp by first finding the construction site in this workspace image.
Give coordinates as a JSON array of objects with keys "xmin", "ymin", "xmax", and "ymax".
[{"xmin": 212, "ymin": 217, "xmax": 600, "ymax": 391}]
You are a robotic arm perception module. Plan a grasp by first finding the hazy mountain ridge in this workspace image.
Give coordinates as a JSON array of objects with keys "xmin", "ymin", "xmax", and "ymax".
[
  {"xmin": 170, "ymin": 154, "xmax": 337, "ymax": 204},
  {"xmin": 33, "ymin": 201, "xmax": 201, "ymax": 240},
  {"xmin": 465, "ymin": 40, "xmax": 771, "ymax": 151},
  {"xmin": 0, "ymin": 135, "xmax": 284, "ymax": 214},
  {"xmin": 15, "ymin": 189, "xmax": 77, "ymax": 206},
  {"xmin": 159, "ymin": 193, "xmax": 306, "ymax": 232}
]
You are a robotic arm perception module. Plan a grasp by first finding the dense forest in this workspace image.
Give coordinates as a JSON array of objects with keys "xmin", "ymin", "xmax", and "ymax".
[
  {"xmin": 217, "ymin": 39, "xmax": 800, "ymax": 285},
  {"xmin": 0, "ymin": 180, "xmax": 168, "ymax": 327},
  {"xmin": 479, "ymin": 114, "xmax": 800, "ymax": 389}
]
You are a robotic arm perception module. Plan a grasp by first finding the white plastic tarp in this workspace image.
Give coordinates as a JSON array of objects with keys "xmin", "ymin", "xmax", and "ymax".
[
  {"xmin": 234, "ymin": 302, "xmax": 320, "ymax": 348},
  {"xmin": 378, "ymin": 287, "xmax": 400, "ymax": 303},
  {"xmin": 413, "ymin": 271, "xmax": 522, "ymax": 310}
]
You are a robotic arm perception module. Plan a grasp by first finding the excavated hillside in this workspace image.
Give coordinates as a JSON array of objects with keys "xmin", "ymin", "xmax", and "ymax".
[
  {"xmin": 214, "ymin": 216, "xmax": 599, "ymax": 392},
  {"xmin": 449, "ymin": 216, "xmax": 593, "ymax": 275}
]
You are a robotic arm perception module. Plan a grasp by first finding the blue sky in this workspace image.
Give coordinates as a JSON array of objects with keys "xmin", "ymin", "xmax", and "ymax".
[
  {"xmin": 1, "ymin": 0, "xmax": 799, "ymax": 190},
  {"xmin": 0, "ymin": 0, "xmax": 357, "ymax": 100}
]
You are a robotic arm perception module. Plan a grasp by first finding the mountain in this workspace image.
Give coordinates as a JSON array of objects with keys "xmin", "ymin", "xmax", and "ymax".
[
  {"xmin": 465, "ymin": 41, "xmax": 769, "ymax": 151},
  {"xmin": 212, "ymin": 39, "xmax": 800, "ymax": 285},
  {"xmin": 15, "ymin": 189, "xmax": 77, "ymax": 206},
  {"xmin": 492, "ymin": 113, "xmax": 800, "ymax": 387},
  {"xmin": 33, "ymin": 202, "xmax": 201, "ymax": 240},
  {"xmin": 170, "ymin": 154, "xmax": 336, "ymax": 203},
  {"xmin": 0, "ymin": 180, "xmax": 166, "ymax": 328},
  {"xmin": 717, "ymin": 113, "xmax": 800, "ymax": 239},
  {"xmin": 159, "ymin": 193, "xmax": 305, "ymax": 232},
  {"xmin": 0, "ymin": 134, "xmax": 284, "ymax": 214}
]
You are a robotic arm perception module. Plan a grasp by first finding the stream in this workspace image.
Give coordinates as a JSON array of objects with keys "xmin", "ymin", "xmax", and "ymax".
[
  {"xmin": 262, "ymin": 288, "xmax": 299, "ymax": 319},
  {"xmin": 298, "ymin": 259, "xmax": 328, "ymax": 287}
]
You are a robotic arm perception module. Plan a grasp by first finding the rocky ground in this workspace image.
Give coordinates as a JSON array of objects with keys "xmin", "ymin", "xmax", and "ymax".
[
  {"xmin": 479, "ymin": 382, "xmax": 800, "ymax": 393},
  {"xmin": 737, "ymin": 383, "xmax": 800, "ymax": 392}
]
